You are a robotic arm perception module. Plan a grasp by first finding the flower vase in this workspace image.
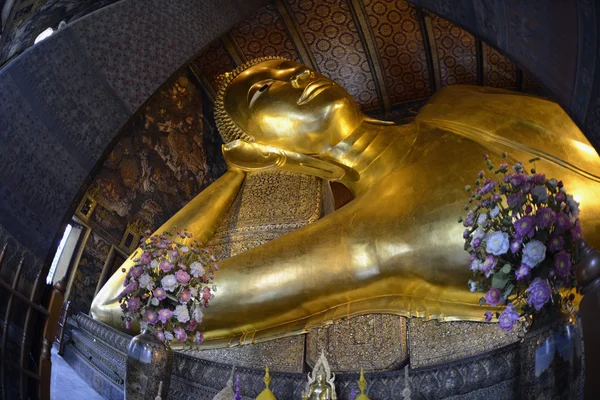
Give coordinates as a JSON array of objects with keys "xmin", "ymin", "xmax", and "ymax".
[
  {"xmin": 519, "ymin": 308, "xmax": 583, "ymax": 399},
  {"xmin": 126, "ymin": 328, "xmax": 173, "ymax": 399}
]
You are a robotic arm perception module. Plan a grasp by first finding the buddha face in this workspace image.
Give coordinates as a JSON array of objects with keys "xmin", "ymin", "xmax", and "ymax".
[{"xmin": 223, "ymin": 59, "xmax": 363, "ymax": 154}]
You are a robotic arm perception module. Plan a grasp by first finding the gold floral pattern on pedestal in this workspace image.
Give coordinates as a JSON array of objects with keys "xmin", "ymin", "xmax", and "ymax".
[
  {"xmin": 408, "ymin": 318, "xmax": 523, "ymax": 369},
  {"xmin": 306, "ymin": 314, "xmax": 408, "ymax": 372}
]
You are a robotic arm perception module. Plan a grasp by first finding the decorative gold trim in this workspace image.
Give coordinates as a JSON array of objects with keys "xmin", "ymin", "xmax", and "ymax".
[
  {"xmin": 221, "ymin": 33, "xmax": 247, "ymax": 66},
  {"xmin": 74, "ymin": 187, "xmax": 100, "ymax": 222},
  {"xmin": 423, "ymin": 14, "xmax": 442, "ymax": 91},
  {"xmin": 347, "ymin": 0, "xmax": 391, "ymax": 112},
  {"xmin": 274, "ymin": 0, "xmax": 319, "ymax": 71},
  {"xmin": 188, "ymin": 64, "xmax": 216, "ymax": 101},
  {"xmin": 119, "ymin": 220, "xmax": 150, "ymax": 254}
]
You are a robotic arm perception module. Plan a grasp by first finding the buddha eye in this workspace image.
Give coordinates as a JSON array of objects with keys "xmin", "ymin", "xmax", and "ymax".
[{"xmin": 248, "ymin": 80, "xmax": 274, "ymax": 107}]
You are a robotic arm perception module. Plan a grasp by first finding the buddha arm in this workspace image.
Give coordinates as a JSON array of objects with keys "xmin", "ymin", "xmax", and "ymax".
[
  {"xmin": 90, "ymin": 170, "xmax": 246, "ymax": 329},
  {"xmin": 223, "ymin": 139, "xmax": 348, "ymax": 180}
]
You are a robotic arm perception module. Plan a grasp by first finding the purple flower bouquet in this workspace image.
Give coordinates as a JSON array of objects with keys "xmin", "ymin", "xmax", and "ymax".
[
  {"xmin": 118, "ymin": 228, "xmax": 217, "ymax": 347},
  {"xmin": 461, "ymin": 154, "xmax": 582, "ymax": 331}
]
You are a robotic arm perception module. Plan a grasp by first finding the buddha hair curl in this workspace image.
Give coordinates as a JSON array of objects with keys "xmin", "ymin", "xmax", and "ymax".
[{"xmin": 214, "ymin": 56, "xmax": 290, "ymax": 144}]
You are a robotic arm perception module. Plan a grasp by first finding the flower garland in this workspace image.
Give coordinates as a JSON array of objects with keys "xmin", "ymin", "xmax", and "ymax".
[
  {"xmin": 119, "ymin": 229, "xmax": 217, "ymax": 347},
  {"xmin": 461, "ymin": 154, "xmax": 581, "ymax": 331}
]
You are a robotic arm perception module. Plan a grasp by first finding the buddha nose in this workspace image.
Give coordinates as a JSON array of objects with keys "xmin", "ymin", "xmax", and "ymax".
[{"xmin": 290, "ymin": 68, "xmax": 312, "ymax": 88}]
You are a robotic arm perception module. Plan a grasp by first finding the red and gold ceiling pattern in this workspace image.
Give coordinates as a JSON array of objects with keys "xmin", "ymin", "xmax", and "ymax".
[
  {"xmin": 484, "ymin": 44, "xmax": 517, "ymax": 88},
  {"xmin": 193, "ymin": 0, "xmax": 540, "ymax": 117},
  {"xmin": 286, "ymin": 0, "xmax": 380, "ymax": 109},
  {"xmin": 363, "ymin": 0, "xmax": 432, "ymax": 104},
  {"xmin": 193, "ymin": 41, "xmax": 236, "ymax": 89},
  {"xmin": 429, "ymin": 13, "xmax": 477, "ymax": 88},
  {"xmin": 230, "ymin": 4, "xmax": 299, "ymax": 62}
]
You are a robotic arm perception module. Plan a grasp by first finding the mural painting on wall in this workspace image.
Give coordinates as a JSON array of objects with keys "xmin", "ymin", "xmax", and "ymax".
[
  {"xmin": 89, "ymin": 70, "xmax": 227, "ymax": 244},
  {"xmin": 69, "ymin": 232, "xmax": 111, "ymax": 314}
]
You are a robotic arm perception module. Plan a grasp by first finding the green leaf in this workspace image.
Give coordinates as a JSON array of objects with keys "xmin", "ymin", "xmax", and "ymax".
[
  {"xmin": 492, "ymin": 272, "xmax": 510, "ymax": 289},
  {"xmin": 480, "ymin": 297, "xmax": 486, "ymax": 305},
  {"xmin": 503, "ymin": 283, "xmax": 515, "ymax": 300},
  {"xmin": 501, "ymin": 264, "xmax": 512, "ymax": 274}
]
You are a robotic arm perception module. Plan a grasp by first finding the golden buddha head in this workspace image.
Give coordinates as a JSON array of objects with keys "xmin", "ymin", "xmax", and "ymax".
[{"xmin": 215, "ymin": 57, "xmax": 363, "ymax": 155}]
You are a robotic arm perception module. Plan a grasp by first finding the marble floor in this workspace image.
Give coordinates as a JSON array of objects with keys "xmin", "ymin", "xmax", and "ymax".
[{"xmin": 50, "ymin": 346, "xmax": 105, "ymax": 400}]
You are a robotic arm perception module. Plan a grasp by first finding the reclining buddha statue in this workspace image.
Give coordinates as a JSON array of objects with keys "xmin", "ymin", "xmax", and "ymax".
[{"xmin": 91, "ymin": 57, "xmax": 600, "ymax": 347}]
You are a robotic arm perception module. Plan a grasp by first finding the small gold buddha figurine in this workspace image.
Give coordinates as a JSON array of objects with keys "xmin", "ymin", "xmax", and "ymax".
[
  {"xmin": 302, "ymin": 352, "xmax": 337, "ymax": 400},
  {"xmin": 256, "ymin": 365, "xmax": 277, "ymax": 400},
  {"xmin": 355, "ymin": 368, "xmax": 370, "ymax": 400},
  {"xmin": 91, "ymin": 57, "xmax": 600, "ymax": 346}
]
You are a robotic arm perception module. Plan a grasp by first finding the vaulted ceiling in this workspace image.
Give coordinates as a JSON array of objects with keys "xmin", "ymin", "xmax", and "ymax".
[{"xmin": 192, "ymin": 0, "xmax": 541, "ymax": 120}]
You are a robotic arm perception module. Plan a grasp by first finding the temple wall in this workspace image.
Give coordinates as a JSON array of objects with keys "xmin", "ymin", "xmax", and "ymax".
[
  {"xmin": 66, "ymin": 69, "xmax": 226, "ymax": 314},
  {"xmin": 0, "ymin": 0, "xmax": 269, "ymax": 291}
]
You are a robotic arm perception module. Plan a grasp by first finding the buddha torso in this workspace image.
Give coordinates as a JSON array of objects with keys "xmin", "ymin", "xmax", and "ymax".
[{"xmin": 91, "ymin": 57, "xmax": 600, "ymax": 348}]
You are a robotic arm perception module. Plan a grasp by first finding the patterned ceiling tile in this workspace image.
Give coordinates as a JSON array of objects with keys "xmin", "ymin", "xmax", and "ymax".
[
  {"xmin": 429, "ymin": 13, "xmax": 477, "ymax": 87},
  {"xmin": 194, "ymin": 40, "xmax": 237, "ymax": 89},
  {"xmin": 230, "ymin": 4, "xmax": 299, "ymax": 61},
  {"xmin": 363, "ymin": 0, "xmax": 432, "ymax": 105},
  {"xmin": 286, "ymin": 0, "xmax": 380, "ymax": 110},
  {"xmin": 484, "ymin": 43, "xmax": 517, "ymax": 88}
]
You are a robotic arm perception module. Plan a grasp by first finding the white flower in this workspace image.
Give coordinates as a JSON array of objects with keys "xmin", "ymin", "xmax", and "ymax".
[
  {"xmin": 522, "ymin": 240, "xmax": 547, "ymax": 267},
  {"xmin": 190, "ymin": 287, "xmax": 198, "ymax": 298},
  {"xmin": 533, "ymin": 186, "xmax": 548, "ymax": 204},
  {"xmin": 139, "ymin": 273, "xmax": 155, "ymax": 290},
  {"xmin": 470, "ymin": 258, "xmax": 481, "ymax": 271},
  {"xmin": 151, "ymin": 297, "xmax": 159, "ymax": 306},
  {"xmin": 161, "ymin": 274, "xmax": 178, "ymax": 292},
  {"xmin": 490, "ymin": 206, "xmax": 499, "ymax": 218},
  {"xmin": 164, "ymin": 331, "xmax": 174, "ymax": 341},
  {"xmin": 566, "ymin": 195, "xmax": 580, "ymax": 218},
  {"xmin": 477, "ymin": 213, "xmax": 488, "ymax": 227},
  {"xmin": 193, "ymin": 307, "xmax": 204, "ymax": 323},
  {"xmin": 174, "ymin": 304, "xmax": 190, "ymax": 323},
  {"xmin": 181, "ymin": 246, "xmax": 189, "ymax": 253},
  {"xmin": 471, "ymin": 227, "xmax": 486, "ymax": 247},
  {"xmin": 190, "ymin": 262, "xmax": 205, "ymax": 278},
  {"xmin": 150, "ymin": 259, "xmax": 159, "ymax": 269},
  {"xmin": 468, "ymin": 279, "xmax": 477, "ymax": 293},
  {"xmin": 485, "ymin": 231, "xmax": 509, "ymax": 256}
]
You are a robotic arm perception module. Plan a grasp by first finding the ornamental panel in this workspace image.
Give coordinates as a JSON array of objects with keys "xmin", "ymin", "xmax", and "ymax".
[
  {"xmin": 230, "ymin": 4, "xmax": 299, "ymax": 62},
  {"xmin": 363, "ymin": 0, "xmax": 432, "ymax": 104},
  {"xmin": 286, "ymin": 0, "xmax": 380, "ymax": 110},
  {"xmin": 429, "ymin": 13, "xmax": 477, "ymax": 88}
]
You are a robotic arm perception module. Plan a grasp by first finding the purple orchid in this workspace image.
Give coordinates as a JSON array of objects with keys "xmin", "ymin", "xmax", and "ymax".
[
  {"xmin": 515, "ymin": 264, "xmax": 531, "ymax": 281},
  {"xmin": 158, "ymin": 309, "xmax": 173, "ymax": 324},
  {"xmin": 175, "ymin": 270, "xmax": 190, "ymax": 285},
  {"xmin": 526, "ymin": 278, "xmax": 552, "ymax": 311},
  {"xmin": 548, "ymin": 233, "xmax": 565, "ymax": 253},
  {"xmin": 485, "ymin": 288, "xmax": 504, "ymax": 306},
  {"xmin": 484, "ymin": 311, "xmax": 493, "ymax": 322},
  {"xmin": 514, "ymin": 216, "xmax": 535, "ymax": 239},
  {"xmin": 145, "ymin": 310, "xmax": 158, "ymax": 325},
  {"xmin": 498, "ymin": 303, "xmax": 520, "ymax": 331},
  {"xmin": 153, "ymin": 287, "xmax": 167, "ymax": 301},
  {"xmin": 554, "ymin": 252, "xmax": 572, "ymax": 278},
  {"xmin": 535, "ymin": 207, "xmax": 556, "ymax": 229}
]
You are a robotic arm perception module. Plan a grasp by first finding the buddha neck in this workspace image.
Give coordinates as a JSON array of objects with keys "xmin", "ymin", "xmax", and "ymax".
[{"xmin": 324, "ymin": 118, "xmax": 418, "ymax": 196}]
